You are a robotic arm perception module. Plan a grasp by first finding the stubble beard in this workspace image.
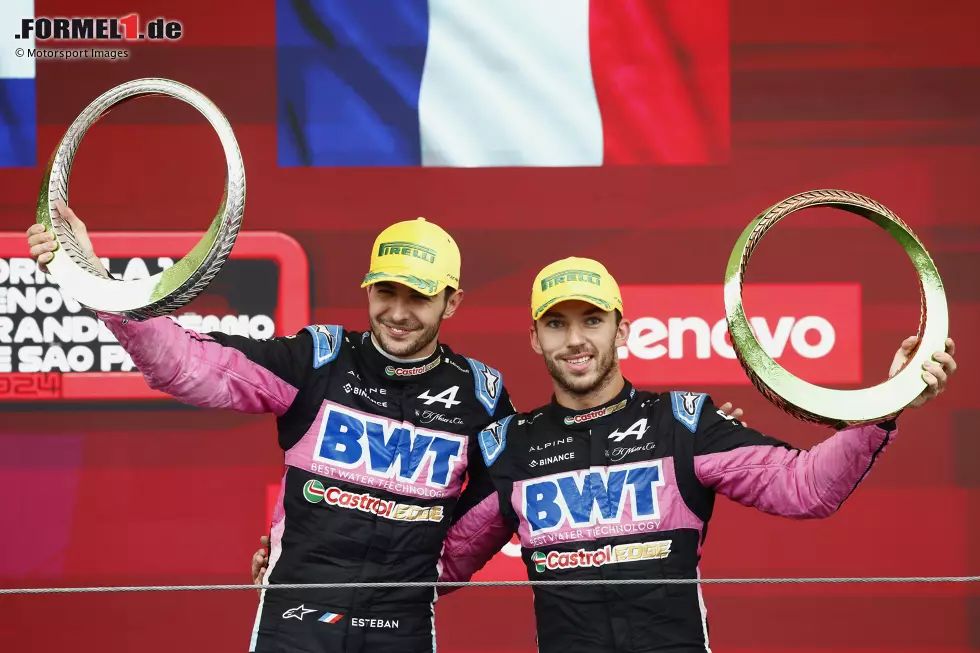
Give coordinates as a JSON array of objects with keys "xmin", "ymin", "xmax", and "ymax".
[
  {"xmin": 545, "ymin": 343, "xmax": 619, "ymax": 399},
  {"xmin": 370, "ymin": 315, "xmax": 442, "ymax": 359}
]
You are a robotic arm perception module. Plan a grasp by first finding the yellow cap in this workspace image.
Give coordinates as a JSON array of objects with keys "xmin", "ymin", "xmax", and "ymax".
[
  {"xmin": 530, "ymin": 257, "xmax": 624, "ymax": 320},
  {"xmin": 361, "ymin": 218, "xmax": 461, "ymax": 296}
]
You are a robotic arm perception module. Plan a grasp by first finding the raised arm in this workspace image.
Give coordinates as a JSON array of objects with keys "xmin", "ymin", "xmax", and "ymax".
[
  {"xmin": 687, "ymin": 337, "xmax": 956, "ymax": 518},
  {"xmin": 27, "ymin": 201, "xmax": 314, "ymax": 416},
  {"xmin": 691, "ymin": 400, "xmax": 896, "ymax": 519},
  {"xmin": 99, "ymin": 313, "xmax": 310, "ymax": 415}
]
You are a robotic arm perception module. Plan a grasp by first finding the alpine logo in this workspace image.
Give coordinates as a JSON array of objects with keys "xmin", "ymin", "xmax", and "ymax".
[
  {"xmin": 418, "ymin": 386, "xmax": 460, "ymax": 408},
  {"xmin": 529, "ymin": 436, "xmax": 573, "ymax": 452},
  {"xmin": 531, "ymin": 540, "xmax": 672, "ymax": 572},
  {"xmin": 616, "ymin": 284, "xmax": 861, "ymax": 385},
  {"xmin": 608, "ymin": 418, "xmax": 650, "ymax": 442}
]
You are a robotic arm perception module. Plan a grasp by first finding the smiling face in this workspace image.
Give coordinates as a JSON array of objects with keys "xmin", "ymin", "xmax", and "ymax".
[
  {"xmin": 530, "ymin": 300, "xmax": 630, "ymax": 399},
  {"xmin": 367, "ymin": 281, "xmax": 463, "ymax": 358}
]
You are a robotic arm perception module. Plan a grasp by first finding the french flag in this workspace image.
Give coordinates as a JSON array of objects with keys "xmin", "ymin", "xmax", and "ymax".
[
  {"xmin": 276, "ymin": 0, "xmax": 729, "ymax": 167},
  {"xmin": 0, "ymin": 0, "xmax": 36, "ymax": 168},
  {"xmin": 319, "ymin": 612, "xmax": 343, "ymax": 624}
]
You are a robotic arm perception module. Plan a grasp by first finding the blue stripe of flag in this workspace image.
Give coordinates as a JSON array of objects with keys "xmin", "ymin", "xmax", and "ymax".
[
  {"xmin": 276, "ymin": 0, "xmax": 429, "ymax": 167},
  {"xmin": 0, "ymin": 78, "xmax": 36, "ymax": 168}
]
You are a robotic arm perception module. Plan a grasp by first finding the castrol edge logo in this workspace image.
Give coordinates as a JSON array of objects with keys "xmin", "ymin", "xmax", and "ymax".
[
  {"xmin": 616, "ymin": 284, "xmax": 861, "ymax": 385},
  {"xmin": 531, "ymin": 540, "xmax": 672, "ymax": 573}
]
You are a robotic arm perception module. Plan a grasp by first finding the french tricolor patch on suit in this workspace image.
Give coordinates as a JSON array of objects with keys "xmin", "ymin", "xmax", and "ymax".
[
  {"xmin": 0, "ymin": 0, "xmax": 37, "ymax": 168},
  {"xmin": 319, "ymin": 611, "xmax": 344, "ymax": 624},
  {"xmin": 276, "ymin": 0, "xmax": 729, "ymax": 167}
]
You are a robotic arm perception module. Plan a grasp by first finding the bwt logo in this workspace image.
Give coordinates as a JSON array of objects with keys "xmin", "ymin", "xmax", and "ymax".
[
  {"xmin": 523, "ymin": 461, "xmax": 665, "ymax": 534},
  {"xmin": 315, "ymin": 405, "xmax": 464, "ymax": 488},
  {"xmin": 15, "ymin": 15, "xmax": 183, "ymax": 41}
]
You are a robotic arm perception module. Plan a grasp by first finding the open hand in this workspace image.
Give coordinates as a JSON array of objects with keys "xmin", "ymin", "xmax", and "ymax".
[
  {"xmin": 717, "ymin": 402, "xmax": 747, "ymax": 427},
  {"xmin": 252, "ymin": 535, "xmax": 270, "ymax": 588},
  {"xmin": 889, "ymin": 336, "xmax": 956, "ymax": 409},
  {"xmin": 26, "ymin": 200, "xmax": 106, "ymax": 276}
]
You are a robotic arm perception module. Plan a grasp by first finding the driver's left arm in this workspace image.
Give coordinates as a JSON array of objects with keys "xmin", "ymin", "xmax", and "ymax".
[{"xmin": 686, "ymin": 393, "xmax": 897, "ymax": 519}]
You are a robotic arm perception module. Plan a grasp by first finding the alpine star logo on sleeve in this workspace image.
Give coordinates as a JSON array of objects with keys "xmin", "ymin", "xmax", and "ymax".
[
  {"xmin": 520, "ymin": 461, "xmax": 665, "ymax": 546},
  {"xmin": 478, "ymin": 414, "xmax": 515, "ymax": 467},
  {"xmin": 670, "ymin": 391, "xmax": 707, "ymax": 433},
  {"xmin": 305, "ymin": 324, "xmax": 343, "ymax": 369},
  {"xmin": 308, "ymin": 403, "xmax": 467, "ymax": 499},
  {"xmin": 465, "ymin": 357, "xmax": 502, "ymax": 416}
]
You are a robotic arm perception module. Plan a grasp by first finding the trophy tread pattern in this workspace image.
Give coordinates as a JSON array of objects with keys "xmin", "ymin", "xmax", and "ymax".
[
  {"xmin": 730, "ymin": 189, "xmax": 922, "ymax": 427},
  {"xmin": 42, "ymin": 78, "xmax": 245, "ymax": 322}
]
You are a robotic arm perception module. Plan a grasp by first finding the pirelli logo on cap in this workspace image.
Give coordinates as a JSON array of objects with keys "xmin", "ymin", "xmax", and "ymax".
[
  {"xmin": 378, "ymin": 241, "xmax": 436, "ymax": 264},
  {"xmin": 539, "ymin": 269, "xmax": 601, "ymax": 291}
]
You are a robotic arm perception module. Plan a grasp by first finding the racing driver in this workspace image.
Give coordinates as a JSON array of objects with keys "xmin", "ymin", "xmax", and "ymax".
[
  {"xmin": 436, "ymin": 257, "xmax": 957, "ymax": 653},
  {"xmin": 25, "ymin": 203, "xmax": 516, "ymax": 653}
]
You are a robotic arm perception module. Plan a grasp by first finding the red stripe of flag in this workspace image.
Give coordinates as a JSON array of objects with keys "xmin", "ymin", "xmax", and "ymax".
[{"xmin": 589, "ymin": 0, "xmax": 730, "ymax": 164}]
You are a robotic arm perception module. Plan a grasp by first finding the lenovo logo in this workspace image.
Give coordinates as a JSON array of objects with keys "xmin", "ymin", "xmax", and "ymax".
[{"xmin": 617, "ymin": 284, "xmax": 861, "ymax": 385}]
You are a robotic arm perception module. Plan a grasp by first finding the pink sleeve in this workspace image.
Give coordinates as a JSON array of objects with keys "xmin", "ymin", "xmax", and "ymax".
[
  {"xmin": 694, "ymin": 423, "xmax": 896, "ymax": 519},
  {"xmin": 438, "ymin": 492, "xmax": 514, "ymax": 595},
  {"xmin": 100, "ymin": 313, "xmax": 300, "ymax": 415}
]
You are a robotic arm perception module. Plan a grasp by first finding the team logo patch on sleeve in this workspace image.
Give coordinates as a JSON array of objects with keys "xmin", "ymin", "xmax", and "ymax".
[
  {"xmin": 670, "ymin": 391, "xmax": 707, "ymax": 433},
  {"xmin": 479, "ymin": 414, "xmax": 515, "ymax": 467},
  {"xmin": 465, "ymin": 357, "xmax": 503, "ymax": 416},
  {"xmin": 304, "ymin": 324, "xmax": 343, "ymax": 369}
]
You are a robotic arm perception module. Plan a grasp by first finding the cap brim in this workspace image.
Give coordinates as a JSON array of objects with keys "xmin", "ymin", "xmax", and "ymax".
[
  {"xmin": 361, "ymin": 270, "xmax": 445, "ymax": 297},
  {"xmin": 532, "ymin": 294, "xmax": 618, "ymax": 321}
]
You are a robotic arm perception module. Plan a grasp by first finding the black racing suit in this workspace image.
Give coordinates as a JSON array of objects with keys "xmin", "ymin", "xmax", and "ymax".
[
  {"xmin": 440, "ymin": 379, "xmax": 897, "ymax": 653},
  {"xmin": 99, "ymin": 313, "xmax": 514, "ymax": 653}
]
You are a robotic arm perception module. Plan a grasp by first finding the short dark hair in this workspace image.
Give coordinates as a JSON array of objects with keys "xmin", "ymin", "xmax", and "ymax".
[
  {"xmin": 440, "ymin": 286, "xmax": 456, "ymax": 307},
  {"xmin": 532, "ymin": 308, "xmax": 622, "ymax": 330}
]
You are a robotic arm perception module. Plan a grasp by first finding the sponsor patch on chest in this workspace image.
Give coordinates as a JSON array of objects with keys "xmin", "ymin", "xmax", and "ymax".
[
  {"xmin": 288, "ymin": 401, "xmax": 468, "ymax": 500},
  {"xmin": 531, "ymin": 540, "xmax": 672, "ymax": 573},
  {"xmin": 518, "ymin": 461, "xmax": 666, "ymax": 547},
  {"xmin": 302, "ymin": 480, "xmax": 444, "ymax": 523}
]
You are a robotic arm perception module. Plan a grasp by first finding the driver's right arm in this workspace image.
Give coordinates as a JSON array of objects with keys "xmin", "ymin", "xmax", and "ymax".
[
  {"xmin": 100, "ymin": 313, "xmax": 310, "ymax": 415},
  {"xmin": 27, "ymin": 204, "xmax": 312, "ymax": 416}
]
